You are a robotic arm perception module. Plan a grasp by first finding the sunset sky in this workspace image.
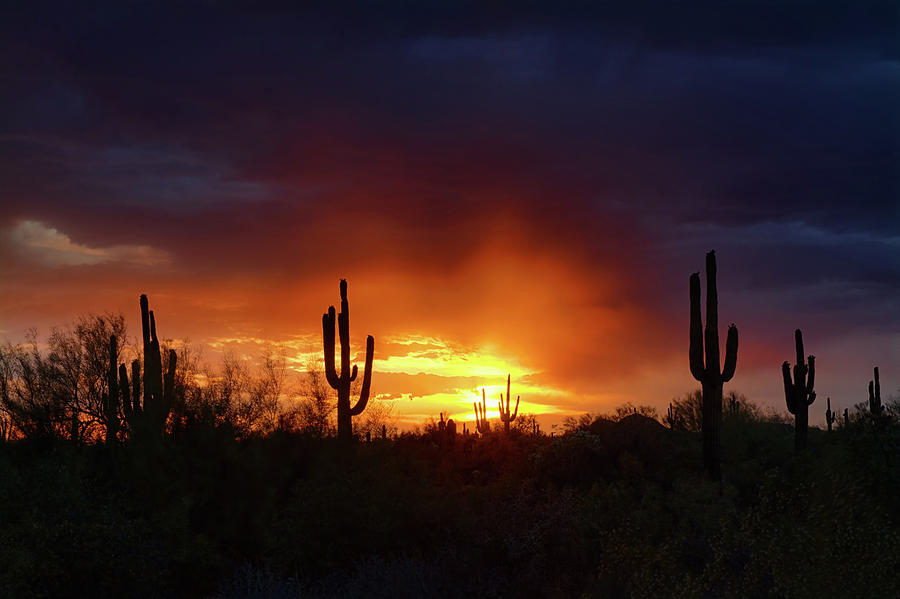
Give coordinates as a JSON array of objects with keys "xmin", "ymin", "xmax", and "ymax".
[{"xmin": 1, "ymin": 2, "xmax": 897, "ymax": 429}]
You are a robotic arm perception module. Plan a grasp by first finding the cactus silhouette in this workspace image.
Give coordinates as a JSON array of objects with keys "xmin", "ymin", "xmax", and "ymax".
[
  {"xmin": 437, "ymin": 412, "xmax": 456, "ymax": 442},
  {"xmin": 843, "ymin": 407, "xmax": 849, "ymax": 427},
  {"xmin": 118, "ymin": 364, "xmax": 130, "ymax": 419},
  {"xmin": 782, "ymin": 329, "xmax": 816, "ymax": 451},
  {"xmin": 690, "ymin": 250, "xmax": 738, "ymax": 481},
  {"xmin": 102, "ymin": 334, "xmax": 120, "ymax": 444},
  {"xmin": 727, "ymin": 393, "xmax": 738, "ymax": 414},
  {"xmin": 474, "ymin": 388, "xmax": 491, "ymax": 435},
  {"xmin": 140, "ymin": 295, "xmax": 176, "ymax": 435},
  {"xmin": 322, "ymin": 280, "xmax": 374, "ymax": 441},
  {"xmin": 868, "ymin": 367, "xmax": 883, "ymax": 416},
  {"xmin": 130, "ymin": 360, "xmax": 141, "ymax": 416},
  {"xmin": 665, "ymin": 402, "xmax": 678, "ymax": 430},
  {"xmin": 381, "ymin": 423, "xmax": 387, "ymax": 440},
  {"xmin": 825, "ymin": 397, "xmax": 835, "ymax": 432},
  {"xmin": 498, "ymin": 374, "xmax": 520, "ymax": 433}
]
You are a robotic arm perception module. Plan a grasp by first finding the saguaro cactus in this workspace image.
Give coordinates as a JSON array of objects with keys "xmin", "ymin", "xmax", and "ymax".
[
  {"xmin": 825, "ymin": 397, "xmax": 835, "ymax": 432},
  {"xmin": 498, "ymin": 374, "xmax": 520, "ymax": 433},
  {"xmin": 102, "ymin": 334, "xmax": 120, "ymax": 444},
  {"xmin": 782, "ymin": 329, "xmax": 816, "ymax": 451},
  {"xmin": 843, "ymin": 408, "xmax": 849, "ymax": 427},
  {"xmin": 665, "ymin": 402, "xmax": 678, "ymax": 430},
  {"xmin": 140, "ymin": 295, "xmax": 176, "ymax": 434},
  {"xmin": 130, "ymin": 360, "xmax": 141, "ymax": 416},
  {"xmin": 690, "ymin": 250, "xmax": 738, "ymax": 481},
  {"xmin": 474, "ymin": 388, "xmax": 491, "ymax": 435},
  {"xmin": 868, "ymin": 367, "xmax": 883, "ymax": 416},
  {"xmin": 323, "ymin": 279, "xmax": 374, "ymax": 441}
]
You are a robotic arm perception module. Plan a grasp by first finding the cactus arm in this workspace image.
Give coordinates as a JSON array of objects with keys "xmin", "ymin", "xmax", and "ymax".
[
  {"xmin": 119, "ymin": 363, "xmax": 130, "ymax": 419},
  {"xmin": 141, "ymin": 296, "xmax": 152, "ymax": 406},
  {"xmin": 874, "ymin": 367, "xmax": 880, "ymax": 403},
  {"xmin": 119, "ymin": 364, "xmax": 131, "ymax": 418},
  {"xmin": 703, "ymin": 251, "xmax": 720, "ymax": 378},
  {"xmin": 349, "ymin": 365, "xmax": 358, "ymax": 382},
  {"xmin": 140, "ymin": 294, "xmax": 151, "ymax": 345},
  {"xmin": 322, "ymin": 307, "xmax": 340, "ymax": 389},
  {"xmin": 150, "ymin": 311, "xmax": 158, "ymax": 344},
  {"xmin": 512, "ymin": 395, "xmax": 519, "ymax": 421},
  {"xmin": 805, "ymin": 356, "xmax": 816, "ymax": 404},
  {"xmin": 506, "ymin": 375, "xmax": 511, "ymax": 412},
  {"xmin": 161, "ymin": 349, "xmax": 176, "ymax": 427},
  {"xmin": 349, "ymin": 335, "xmax": 374, "ymax": 416},
  {"xmin": 794, "ymin": 329, "xmax": 804, "ymax": 370},
  {"xmin": 338, "ymin": 280, "xmax": 350, "ymax": 381},
  {"xmin": 131, "ymin": 360, "xmax": 141, "ymax": 414},
  {"xmin": 689, "ymin": 272, "xmax": 705, "ymax": 381},
  {"xmin": 721, "ymin": 325, "xmax": 738, "ymax": 382},
  {"xmin": 782, "ymin": 361, "xmax": 794, "ymax": 412}
]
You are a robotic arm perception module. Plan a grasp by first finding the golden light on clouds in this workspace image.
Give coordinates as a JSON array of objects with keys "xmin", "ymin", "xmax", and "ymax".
[
  {"xmin": 7, "ymin": 220, "xmax": 170, "ymax": 267},
  {"xmin": 198, "ymin": 331, "xmax": 571, "ymax": 427}
]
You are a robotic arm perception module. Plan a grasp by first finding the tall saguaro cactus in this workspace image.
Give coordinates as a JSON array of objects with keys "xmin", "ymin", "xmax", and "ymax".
[
  {"xmin": 498, "ymin": 374, "xmax": 520, "ymax": 433},
  {"xmin": 102, "ymin": 334, "xmax": 120, "ymax": 444},
  {"xmin": 140, "ymin": 295, "xmax": 176, "ymax": 435},
  {"xmin": 474, "ymin": 388, "xmax": 491, "ymax": 435},
  {"xmin": 323, "ymin": 279, "xmax": 374, "ymax": 441},
  {"xmin": 825, "ymin": 397, "xmax": 835, "ymax": 432},
  {"xmin": 665, "ymin": 403, "xmax": 679, "ymax": 430},
  {"xmin": 868, "ymin": 367, "xmax": 883, "ymax": 416},
  {"xmin": 782, "ymin": 329, "xmax": 816, "ymax": 451},
  {"xmin": 690, "ymin": 250, "xmax": 738, "ymax": 481}
]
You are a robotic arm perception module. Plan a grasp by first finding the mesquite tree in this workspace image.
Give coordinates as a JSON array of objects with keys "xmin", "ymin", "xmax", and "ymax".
[
  {"xmin": 782, "ymin": 329, "xmax": 816, "ymax": 451},
  {"xmin": 322, "ymin": 280, "xmax": 374, "ymax": 441},
  {"xmin": 690, "ymin": 250, "xmax": 738, "ymax": 481}
]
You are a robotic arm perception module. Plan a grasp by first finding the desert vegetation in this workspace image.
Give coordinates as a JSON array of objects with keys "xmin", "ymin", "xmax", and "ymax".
[{"xmin": 1, "ymin": 263, "xmax": 899, "ymax": 598}]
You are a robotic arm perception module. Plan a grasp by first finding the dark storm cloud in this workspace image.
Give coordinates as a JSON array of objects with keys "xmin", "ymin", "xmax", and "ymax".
[{"xmin": 1, "ymin": 1, "xmax": 896, "ymax": 324}]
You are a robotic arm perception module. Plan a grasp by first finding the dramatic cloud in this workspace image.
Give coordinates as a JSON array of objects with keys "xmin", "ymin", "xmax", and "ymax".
[
  {"xmin": 0, "ymin": 2, "xmax": 896, "ymax": 427},
  {"xmin": 6, "ymin": 220, "xmax": 170, "ymax": 267}
]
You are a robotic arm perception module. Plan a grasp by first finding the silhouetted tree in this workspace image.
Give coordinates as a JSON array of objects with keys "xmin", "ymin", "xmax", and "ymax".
[
  {"xmin": 353, "ymin": 397, "xmax": 397, "ymax": 440},
  {"xmin": 668, "ymin": 390, "xmax": 703, "ymax": 432}
]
